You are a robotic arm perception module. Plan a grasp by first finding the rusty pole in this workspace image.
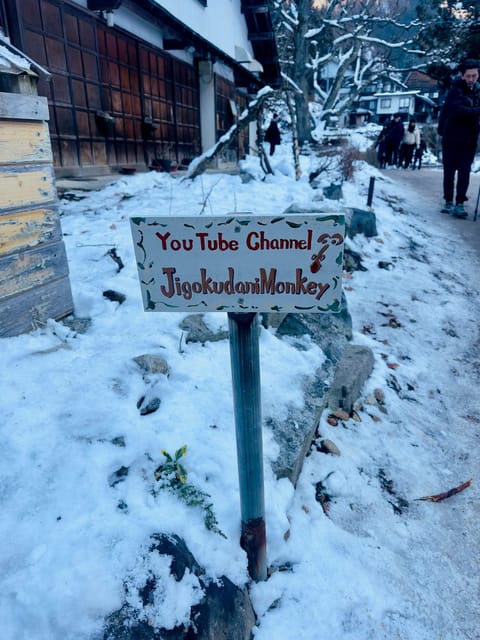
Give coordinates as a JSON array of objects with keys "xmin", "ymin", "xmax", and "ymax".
[{"xmin": 228, "ymin": 312, "xmax": 267, "ymax": 582}]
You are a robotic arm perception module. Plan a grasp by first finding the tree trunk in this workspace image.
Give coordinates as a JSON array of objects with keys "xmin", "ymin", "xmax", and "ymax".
[
  {"xmin": 286, "ymin": 91, "xmax": 302, "ymax": 180},
  {"xmin": 292, "ymin": 0, "xmax": 314, "ymax": 144},
  {"xmin": 184, "ymin": 89, "xmax": 274, "ymax": 180}
]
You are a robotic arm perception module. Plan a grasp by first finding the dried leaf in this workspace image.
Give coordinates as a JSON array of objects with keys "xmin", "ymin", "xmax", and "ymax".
[
  {"xmin": 327, "ymin": 416, "xmax": 338, "ymax": 426},
  {"xmin": 387, "ymin": 362, "xmax": 400, "ymax": 369},
  {"xmin": 351, "ymin": 410, "xmax": 362, "ymax": 422},
  {"xmin": 416, "ymin": 479, "xmax": 472, "ymax": 503}
]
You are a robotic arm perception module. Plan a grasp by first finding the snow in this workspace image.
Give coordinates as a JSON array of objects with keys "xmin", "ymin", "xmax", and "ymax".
[
  {"xmin": 0, "ymin": 43, "xmax": 32, "ymax": 72},
  {"xmin": 1, "ymin": 133, "xmax": 478, "ymax": 640}
]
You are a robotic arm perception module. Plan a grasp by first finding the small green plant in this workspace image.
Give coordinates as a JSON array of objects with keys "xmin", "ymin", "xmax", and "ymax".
[{"xmin": 154, "ymin": 446, "xmax": 227, "ymax": 539}]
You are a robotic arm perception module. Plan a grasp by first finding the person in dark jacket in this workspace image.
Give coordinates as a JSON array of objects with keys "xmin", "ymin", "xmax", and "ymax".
[
  {"xmin": 375, "ymin": 124, "xmax": 389, "ymax": 168},
  {"xmin": 264, "ymin": 113, "xmax": 281, "ymax": 156},
  {"xmin": 384, "ymin": 113, "xmax": 404, "ymax": 166},
  {"xmin": 412, "ymin": 137, "xmax": 427, "ymax": 170},
  {"xmin": 439, "ymin": 59, "xmax": 480, "ymax": 218}
]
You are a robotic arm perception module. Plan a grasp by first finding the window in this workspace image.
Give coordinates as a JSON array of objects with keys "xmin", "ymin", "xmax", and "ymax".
[
  {"xmin": 380, "ymin": 98, "xmax": 391, "ymax": 109},
  {"xmin": 399, "ymin": 97, "xmax": 410, "ymax": 109}
]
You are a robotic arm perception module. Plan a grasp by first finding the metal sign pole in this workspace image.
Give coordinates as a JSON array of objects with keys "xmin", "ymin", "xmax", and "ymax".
[{"xmin": 228, "ymin": 311, "xmax": 267, "ymax": 582}]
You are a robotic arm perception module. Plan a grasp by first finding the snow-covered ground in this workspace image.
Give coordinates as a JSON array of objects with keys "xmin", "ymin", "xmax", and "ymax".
[{"xmin": 1, "ymin": 137, "xmax": 478, "ymax": 639}]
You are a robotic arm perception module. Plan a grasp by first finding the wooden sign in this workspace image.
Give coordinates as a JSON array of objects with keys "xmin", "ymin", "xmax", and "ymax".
[{"xmin": 130, "ymin": 213, "xmax": 345, "ymax": 313}]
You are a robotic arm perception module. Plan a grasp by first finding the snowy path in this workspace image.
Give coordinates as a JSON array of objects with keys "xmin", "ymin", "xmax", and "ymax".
[{"xmin": 343, "ymin": 167, "xmax": 480, "ymax": 638}]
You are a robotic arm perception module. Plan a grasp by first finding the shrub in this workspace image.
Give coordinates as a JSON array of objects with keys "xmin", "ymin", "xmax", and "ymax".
[{"xmin": 154, "ymin": 446, "xmax": 227, "ymax": 538}]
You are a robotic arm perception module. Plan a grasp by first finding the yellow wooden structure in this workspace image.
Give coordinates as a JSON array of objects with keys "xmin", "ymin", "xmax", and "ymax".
[{"xmin": 0, "ymin": 72, "xmax": 73, "ymax": 337}]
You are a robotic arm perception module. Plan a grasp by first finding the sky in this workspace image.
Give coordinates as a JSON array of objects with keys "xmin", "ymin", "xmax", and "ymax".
[{"xmin": 1, "ymin": 127, "xmax": 479, "ymax": 640}]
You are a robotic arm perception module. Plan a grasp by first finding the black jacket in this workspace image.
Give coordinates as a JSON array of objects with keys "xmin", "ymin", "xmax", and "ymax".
[
  {"xmin": 438, "ymin": 77, "xmax": 480, "ymax": 145},
  {"xmin": 264, "ymin": 120, "xmax": 281, "ymax": 145}
]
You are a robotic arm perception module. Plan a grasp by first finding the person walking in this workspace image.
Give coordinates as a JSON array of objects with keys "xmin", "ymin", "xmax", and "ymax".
[
  {"xmin": 399, "ymin": 118, "xmax": 420, "ymax": 169},
  {"xmin": 439, "ymin": 59, "xmax": 480, "ymax": 218},
  {"xmin": 264, "ymin": 113, "xmax": 281, "ymax": 156},
  {"xmin": 384, "ymin": 113, "xmax": 404, "ymax": 167},
  {"xmin": 412, "ymin": 137, "xmax": 427, "ymax": 170},
  {"xmin": 375, "ymin": 124, "xmax": 389, "ymax": 168}
]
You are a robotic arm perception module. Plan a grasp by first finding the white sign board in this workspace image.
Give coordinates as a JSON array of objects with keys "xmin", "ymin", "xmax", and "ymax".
[{"xmin": 130, "ymin": 214, "xmax": 345, "ymax": 313}]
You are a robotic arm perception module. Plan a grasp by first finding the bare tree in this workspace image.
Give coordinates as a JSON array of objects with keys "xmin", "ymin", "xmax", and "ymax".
[{"xmin": 272, "ymin": 0, "xmax": 428, "ymax": 141}]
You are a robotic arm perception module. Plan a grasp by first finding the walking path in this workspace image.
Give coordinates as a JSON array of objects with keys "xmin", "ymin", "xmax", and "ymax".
[{"xmin": 379, "ymin": 166, "xmax": 480, "ymax": 259}]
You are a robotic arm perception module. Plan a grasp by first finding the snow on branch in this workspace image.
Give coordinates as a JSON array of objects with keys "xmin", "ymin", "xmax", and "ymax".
[{"xmin": 183, "ymin": 87, "xmax": 275, "ymax": 181}]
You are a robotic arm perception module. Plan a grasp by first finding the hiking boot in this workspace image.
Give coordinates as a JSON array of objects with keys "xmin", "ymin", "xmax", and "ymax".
[
  {"xmin": 441, "ymin": 202, "xmax": 454, "ymax": 214},
  {"xmin": 453, "ymin": 203, "xmax": 467, "ymax": 218}
]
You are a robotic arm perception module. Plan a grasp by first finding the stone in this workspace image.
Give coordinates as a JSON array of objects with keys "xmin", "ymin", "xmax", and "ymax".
[
  {"xmin": 344, "ymin": 245, "xmax": 367, "ymax": 272},
  {"xmin": 137, "ymin": 395, "xmax": 161, "ymax": 415},
  {"xmin": 179, "ymin": 314, "xmax": 229, "ymax": 344},
  {"xmin": 133, "ymin": 354, "xmax": 170, "ymax": 376},
  {"xmin": 323, "ymin": 183, "xmax": 343, "ymax": 200},
  {"xmin": 189, "ymin": 576, "xmax": 256, "ymax": 640},
  {"xmin": 103, "ymin": 289, "xmax": 126, "ymax": 304},
  {"xmin": 103, "ymin": 535, "xmax": 255, "ymax": 640},
  {"xmin": 320, "ymin": 439, "xmax": 341, "ymax": 456},
  {"xmin": 109, "ymin": 466, "xmax": 129, "ymax": 487},
  {"xmin": 61, "ymin": 316, "xmax": 92, "ymax": 334},
  {"xmin": 267, "ymin": 295, "xmax": 353, "ymax": 485},
  {"xmin": 149, "ymin": 533, "xmax": 204, "ymax": 581},
  {"xmin": 327, "ymin": 344, "xmax": 375, "ymax": 414},
  {"xmin": 346, "ymin": 208, "xmax": 377, "ymax": 238},
  {"xmin": 260, "ymin": 312, "xmax": 288, "ymax": 329}
]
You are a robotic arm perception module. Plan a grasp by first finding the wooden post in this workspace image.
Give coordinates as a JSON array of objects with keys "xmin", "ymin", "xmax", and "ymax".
[{"xmin": 228, "ymin": 312, "xmax": 267, "ymax": 582}]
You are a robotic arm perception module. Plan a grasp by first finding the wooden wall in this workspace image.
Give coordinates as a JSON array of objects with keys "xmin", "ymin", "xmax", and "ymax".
[{"xmin": 0, "ymin": 91, "xmax": 73, "ymax": 337}]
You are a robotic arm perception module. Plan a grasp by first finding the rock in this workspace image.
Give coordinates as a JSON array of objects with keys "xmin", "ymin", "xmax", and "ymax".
[
  {"xmin": 328, "ymin": 344, "xmax": 375, "ymax": 414},
  {"xmin": 344, "ymin": 245, "xmax": 367, "ymax": 272},
  {"xmin": 179, "ymin": 314, "xmax": 229, "ymax": 344},
  {"xmin": 189, "ymin": 576, "xmax": 256, "ymax": 640},
  {"xmin": 319, "ymin": 439, "xmax": 341, "ymax": 455},
  {"xmin": 103, "ymin": 534, "xmax": 255, "ymax": 640},
  {"xmin": 149, "ymin": 533, "xmax": 204, "ymax": 581},
  {"xmin": 133, "ymin": 354, "xmax": 170, "ymax": 376},
  {"xmin": 103, "ymin": 289, "xmax": 126, "ymax": 304},
  {"xmin": 109, "ymin": 466, "xmax": 129, "ymax": 487},
  {"xmin": 260, "ymin": 312, "xmax": 288, "ymax": 329},
  {"xmin": 323, "ymin": 183, "xmax": 343, "ymax": 200},
  {"xmin": 137, "ymin": 395, "xmax": 161, "ymax": 415},
  {"xmin": 378, "ymin": 260, "xmax": 393, "ymax": 270},
  {"xmin": 346, "ymin": 208, "xmax": 377, "ymax": 238},
  {"xmin": 268, "ymin": 296, "xmax": 353, "ymax": 485},
  {"xmin": 61, "ymin": 316, "xmax": 92, "ymax": 334}
]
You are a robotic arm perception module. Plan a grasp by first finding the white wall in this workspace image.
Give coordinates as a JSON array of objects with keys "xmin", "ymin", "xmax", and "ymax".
[{"xmin": 153, "ymin": 0, "xmax": 254, "ymax": 61}]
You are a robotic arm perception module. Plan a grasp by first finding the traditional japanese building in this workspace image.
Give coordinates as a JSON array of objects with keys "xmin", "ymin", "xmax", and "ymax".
[{"xmin": 0, "ymin": 0, "xmax": 280, "ymax": 177}]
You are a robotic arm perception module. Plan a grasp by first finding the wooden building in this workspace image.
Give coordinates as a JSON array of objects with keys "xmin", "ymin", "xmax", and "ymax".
[
  {"xmin": 0, "ymin": 42, "xmax": 73, "ymax": 337},
  {"xmin": 0, "ymin": 0, "xmax": 280, "ymax": 177}
]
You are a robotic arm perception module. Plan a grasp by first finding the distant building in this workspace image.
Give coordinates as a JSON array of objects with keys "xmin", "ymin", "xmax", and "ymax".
[{"xmin": 350, "ymin": 71, "xmax": 439, "ymax": 126}]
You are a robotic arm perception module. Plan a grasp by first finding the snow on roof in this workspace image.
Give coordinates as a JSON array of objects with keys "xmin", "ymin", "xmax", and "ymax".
[
  {"xmin": 374, "ymin": 90, "xmax": 420, "ymax": 97},
  {"xmin": 0, "ymin": 38, "xmax": 49, "ymax": 78},
  {"xmin": 0, "ymin": 43, "xmax": 32, "ymax": 74}
]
